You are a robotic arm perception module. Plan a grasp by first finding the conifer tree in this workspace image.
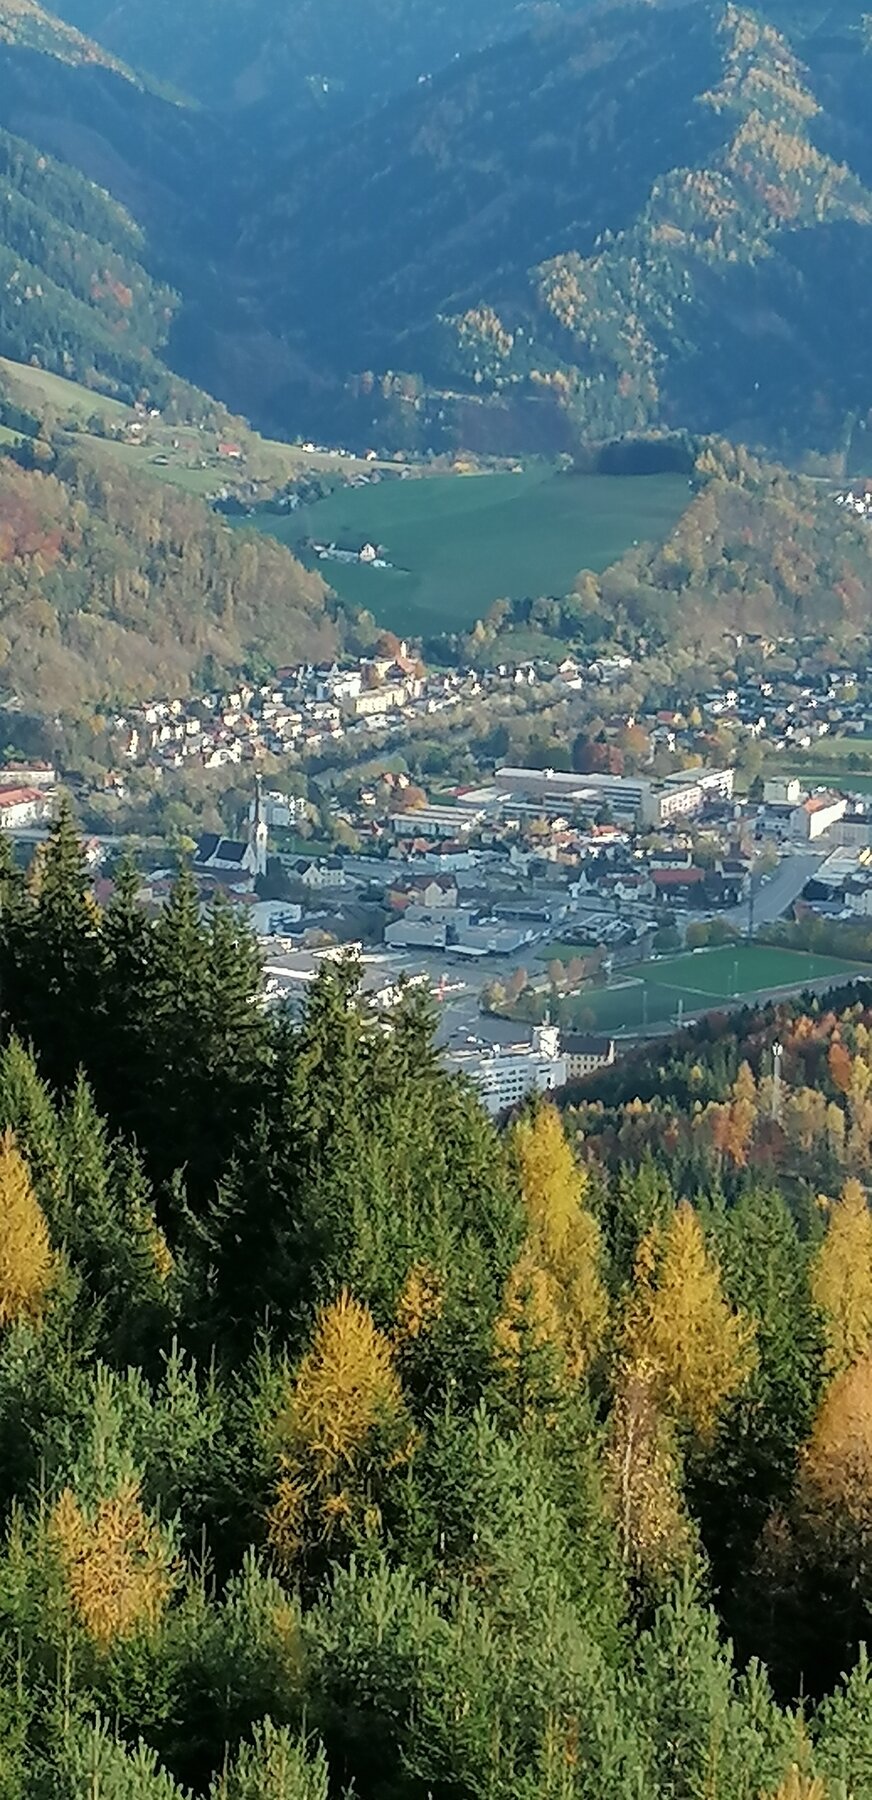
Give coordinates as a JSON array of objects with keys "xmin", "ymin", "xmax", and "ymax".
[
  {"xmin": 54, "ymin": 1716, "xmax": 190, "ymax": 1799},
  {"xmin": 622, "ymin": 1199, "xmax": 756, "ymax": 1442},
  {"xmin": 0, "ymin": 1035, "xmax": 68, "ymax": 1236},
  {"xmin": 499, "ymin": 1103, "xmax": 608, "ymax": 1382},
  {"xmin": 49, "ymin": 1477, "xmax": 177, "ymax": 1650},
  {"xmin": 800, "ymin": 1350, "xmax": 872, "ymax": 1544},
  {"xmin": 40, "ymin": 1369, "xmax": 180, "ymax": 1650},
  {"xmin": 691, "ymin": 1185, "xmax": 824, "ymax": 1663},
  {"xmin": 633, "ymin": 1577, "xmax": 797, "ymax": 1800},
  {"xmin": 811, "ymin": 1178, "xmax": 872, "ymax": 1374},
  {"xmin": 603, "ymin": 1358, "xmax": 692, "ymax": 1583},
  {"xmin": 0, "ymin": 1129, "xmax": 55, "ymax": 1328},
  {"xmin": 814, "ymin": 1645, "xmax": 872, "ymax": 1799},
  {"xmin": 6, "ymin": 797, "xmax": 107, "ymax": 1090},
  {"xmin": 210, "ymin": 1722, "xmax": 328, "ymax": 1800},
  {"xmin": 268, "ymin": 1290, "xmax": 414, "ymax": 1568}
]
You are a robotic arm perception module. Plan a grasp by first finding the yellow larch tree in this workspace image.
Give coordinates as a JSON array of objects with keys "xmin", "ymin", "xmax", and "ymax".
[
  {"xmin": 49, "ymin": 1478, "xmax": 177, "ymax": 1650},
  {"xmin": 498, "ymin": 1103, "xmax": 608, "ymax": 1381},
  {"xmin": 801, "ymin": 1350, "xmax": 872, "ymax": 1539},
  {"xmin": 603, "ymin": 1358, "xmax": 692, "ymax": 1581},
  {"xmin": 268, "ymin": 1289, "xmax": 414, "ymax": 1565},
  {"xmin": 764, "ymin": 1771, "xmax": 826, "ymax": 1800},
  {"xmin": 811, "ymin": 1178, "xmax": 872, "ymax": 1374},
  {"xmin": 732, "ymin": 1060, "xmax": 758, "ymax": 1107},
  {"xmin": 622, "ymin": 1199, "xmax": 756, "ymax": 1442},
  {"xmin": 0, "ymin": 1127, "xmax": 55, "ymax": 1327},
  {"xmin": 394, "ymin": 1262, "xmax": 443, "ymax": 1341}
]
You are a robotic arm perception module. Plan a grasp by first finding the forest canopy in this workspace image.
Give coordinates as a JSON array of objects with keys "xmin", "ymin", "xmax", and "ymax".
[{"xmin": 0, "ymin": 809, "xmax": 868, "ymax": 1792}]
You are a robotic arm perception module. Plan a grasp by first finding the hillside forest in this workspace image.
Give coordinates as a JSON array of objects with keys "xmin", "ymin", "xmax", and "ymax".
[
  {"xmin": 0, "ymin": 0, "xmax": 869, "ymax": 459},
  {"xmin": 0, "ymin": 809, "xmax": 871, "ymax": 1792}
]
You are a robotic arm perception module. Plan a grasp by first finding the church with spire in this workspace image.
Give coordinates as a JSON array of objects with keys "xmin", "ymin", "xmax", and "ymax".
[{"xmin": 192, "ymin": 776, "xmax": 268, "ymax": 888}]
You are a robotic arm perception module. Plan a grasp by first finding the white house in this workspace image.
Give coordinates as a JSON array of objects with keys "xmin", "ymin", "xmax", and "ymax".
[{"xmin": 0, "ymin": 787, "xmax": 51, "ymax": 829}]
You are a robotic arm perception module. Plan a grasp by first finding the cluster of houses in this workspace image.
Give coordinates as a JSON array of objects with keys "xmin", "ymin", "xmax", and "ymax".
[
  {"xmin": 834, "ymin": 484, "xmax": 872, "ymax": 521},
  {"xmin": 110, "ymin": 645, "xmax": 539, "ymax": 775}
]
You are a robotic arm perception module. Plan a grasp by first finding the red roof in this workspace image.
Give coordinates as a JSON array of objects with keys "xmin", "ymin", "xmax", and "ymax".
[
  {"xmin": 652, "ymin": 865, "xmax": 706, "ymax": 888},
  {"xmin": 0, "ymin": 787, "xmax": 41, "ymax": 807}
]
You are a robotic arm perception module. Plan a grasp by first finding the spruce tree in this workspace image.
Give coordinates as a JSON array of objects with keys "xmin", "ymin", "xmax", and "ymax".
[
  {"xmin": 11, "ymin": 797, "xmax": 107, "ymax": 1089},
  {"xmin": 210, "ymin": 1721, "xmax": 328, "ymax": 1800}
]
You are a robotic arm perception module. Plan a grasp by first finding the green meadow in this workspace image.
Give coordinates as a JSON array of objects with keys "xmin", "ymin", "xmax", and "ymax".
[{"xmin": 239, "ymin": 466, "xmax": 688, "ymax": 633}]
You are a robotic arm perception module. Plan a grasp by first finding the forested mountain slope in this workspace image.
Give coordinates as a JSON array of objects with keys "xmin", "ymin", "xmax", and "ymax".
[
  {"xmin": 41, "ymin": 0, "xmax": 583, "ymax": 127},
  {"xmin": 225, "ymin": 1, "xmax": 872, "ymax": 457},
  {"xmin": 0, "ymin": 819, "xmax": 872, "ymax": 1788},
  {"xmin": 0, "ymin": 0, "xmax": 130, "ymax": 71},
  {"xmin": 0, "ymin": 443, "xmax": 336, "ymax": 719},
  {"xmin": 0, "ymin": 0, "xmax": 869, "ymax": 461},
  {"xmin": 0, "ymin": 123, "xmax": 194, "ymax": 406}
]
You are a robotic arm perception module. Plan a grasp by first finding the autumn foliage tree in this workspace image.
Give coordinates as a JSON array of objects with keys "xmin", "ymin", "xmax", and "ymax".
[
  {"xmin": 268, "ymin": 1290, "xmax": 414, "ymax": 1567},
  {"xmin": 622, "ymin": 1200, "xmax": 757, "ymax": 1442},
  {"xmin": 603, "ymin": 1357, "xmax": 692, "ymax": 1582},
  {"xmin": 811, "ymin": 1179, "xmax": 872, "ymax": 1374},
  {"xmin": 497, "ymin": 1103, "xmax": 608, "ymax": 1383},
  {"xmin": 0, "ymin": 1127, "xmax": 55, "ymax": 1327},
  {"xmin": 800, "ymin": 1351, "xmax": 872, "ymax": 1547}
]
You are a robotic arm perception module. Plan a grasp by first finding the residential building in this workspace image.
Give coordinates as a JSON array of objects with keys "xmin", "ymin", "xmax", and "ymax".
[
  {"xmin": 764, "ymin": 776, "xmax": 802, "ymax": 807},
  {"xmin": 0, "ymin": 761, "xmax": 57, "ymax": 790},
  {"xmin": 293, "ymin": 858, "xmax": 349, "ymax": 890},
  {"xmin": 561, "ymin": 1033, "xmax": 617, "ymax": 1081},
  {"xmin": 0, "ymin": 787, "xmax": 51, "ymax": 829},
  {"xmin": 791, "ymin": 793, "xmax": 848, "ymax": 842}
]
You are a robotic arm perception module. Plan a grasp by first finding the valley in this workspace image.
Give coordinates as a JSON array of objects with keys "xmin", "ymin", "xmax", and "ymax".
[{"xmin": 240, "ymin": 466, "xmax": 689, "ymax": 634}]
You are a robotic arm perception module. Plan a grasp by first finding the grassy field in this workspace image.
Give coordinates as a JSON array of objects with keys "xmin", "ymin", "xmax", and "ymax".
[
  {"xmin": 0, "ymin": 356, "xmax": 131, "ymax": 424},
  {"xmin": 762, "ymin": 742, "xmax": 872, "ymax": 797},
  {"xmin": 0, "ymin": 355, "xmax": 395, "ymax": 494},
  {"xmin": 240, "ymin": 466, "xmax": 688, "ymax": 633},
  {"xmin": 571, "ymin": 944, "xmax": 862, "ymax": 1035}
]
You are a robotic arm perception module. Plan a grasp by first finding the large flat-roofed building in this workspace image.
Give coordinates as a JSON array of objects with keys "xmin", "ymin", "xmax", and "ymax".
[
  {"xmin": 495, "ymin": 765, "xmax": 733, "ymax": 829},
  {"xmin": 445, "ymin": 1025, "xmax": 567, "ymax": 1116},
  {"xmin": 390, "ymin": 804, "xmax": 480, "ymax": 839}
]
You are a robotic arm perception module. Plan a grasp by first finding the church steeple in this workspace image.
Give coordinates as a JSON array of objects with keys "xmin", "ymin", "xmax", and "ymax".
[{"xmin": 247, "ymin": 775, "xmax": 268, "ymax": 880}]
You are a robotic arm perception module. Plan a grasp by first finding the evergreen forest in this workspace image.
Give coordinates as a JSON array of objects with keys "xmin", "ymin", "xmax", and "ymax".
[{"xmin": 0, "ymin": 808, "xmax": 870, "ymax": 1793}]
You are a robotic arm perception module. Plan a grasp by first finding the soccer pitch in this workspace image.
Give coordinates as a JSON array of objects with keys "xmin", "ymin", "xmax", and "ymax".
[{"xmin": 578, "ymin": 944, "xmax": 862, "ymax": 1035}]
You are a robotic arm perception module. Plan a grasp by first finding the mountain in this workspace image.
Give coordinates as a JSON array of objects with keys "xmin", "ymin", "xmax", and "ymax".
[
  {"xmin": 0, "ymin": 121, "xmax": 200, "ymax": 408},
  {"xmin": 41, "ymin": 0, "xmax": 584, "ymax": 131},
  {"xmin": 202, "ymin": 0, "xmax": 872, "ymax": 462},
  {"xmin": 0, "ymin": 0, "xmax": 131, "ymax": 73},
  {"xmin": 2, "ymin": 0, "xmax": 870, "ymax": 465}
]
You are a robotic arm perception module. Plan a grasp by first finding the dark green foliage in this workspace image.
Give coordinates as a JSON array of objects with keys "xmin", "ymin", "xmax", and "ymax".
[{"xmin": 0, "ymin": 814, "xmax": 868, "ymax": 1793}]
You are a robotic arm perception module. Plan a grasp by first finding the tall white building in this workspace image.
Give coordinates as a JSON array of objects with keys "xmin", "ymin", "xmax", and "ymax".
[{"xmin": 445, "ymin": 1025, "xmax": 567, "ymax": 1116}]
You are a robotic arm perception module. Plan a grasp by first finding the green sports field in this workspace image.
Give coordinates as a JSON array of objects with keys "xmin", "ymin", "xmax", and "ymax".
[
  {"xmin": 241, "ymin": 466, "xmax": 688, "ymax": 633},
  {"xmin": 573, "ymin": 944, "xmax": 862, "ymax": 1035}
]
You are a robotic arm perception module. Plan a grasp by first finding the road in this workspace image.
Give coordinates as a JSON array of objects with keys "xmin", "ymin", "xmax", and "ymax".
[{"xmin": 717, "ymin": 850, "xmax": 826, "ymax": 933}]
